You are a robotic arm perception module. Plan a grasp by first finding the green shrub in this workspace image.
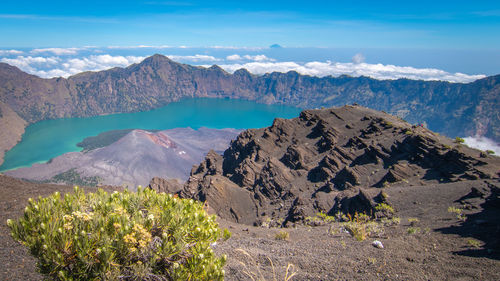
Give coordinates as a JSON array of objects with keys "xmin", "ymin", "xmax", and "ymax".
[
  {"xmin": 381, "ymin": 217, "xmax": 400, "ymax": 226},
  {"xmin": 7, "ymin": 186, "xmax": 226, "ymax": 280},
  {"xmin": 341, "ymin": 213, "xmax": 383, "ymax": 241},
  {"xmin": 408, "ymin": 218, "xmax": 420, "ymax": 226},
  {"xmin": 315, "ymin": 212, "xmax": 336, "ymax": 223},
  {"xmin": 467, "ymin": 239, "xmax": 481, "ymax": 248},
  {"xmin": 486, "ymin": 150, "xmax": 495, "ymax": 155},
  {"xmin": 447, "ymin": 206, "xmax": 466, "ymax": 221},
  {"xmin": 222, "ymin": 228, "xmax": 232, "ymax": 241},
  {"xmin": 375, "ymin": 203, "xmax": 394, "ymax": 214},
  {"xmin": 454, "ymin": 137, "xmax": 465, "ymax": 144},
  {"xmin": 275, "ymin": 230, "xmax": 290, "ymax": 241},
  {"xmin": 407, "ymin": 227, "xmax": 420, "ymax": 234}
]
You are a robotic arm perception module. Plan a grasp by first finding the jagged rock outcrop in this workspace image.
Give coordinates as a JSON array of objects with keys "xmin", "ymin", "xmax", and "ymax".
[
  {"xmin": 178, "ymin": 105, "xmax": 500, "ymax": 226},
  {"xmin": 0, "ymin": 54, "xmax": 499, "ymax": 165},
  {"xmin": 147, "ymin": 177, "xmax": 183, "ymax": 194}
]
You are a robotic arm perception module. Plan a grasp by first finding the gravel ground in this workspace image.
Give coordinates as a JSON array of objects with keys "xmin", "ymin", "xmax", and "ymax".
[{"xmin": 1, "ymin": 174, "xmax": 499, "ymax": 280}]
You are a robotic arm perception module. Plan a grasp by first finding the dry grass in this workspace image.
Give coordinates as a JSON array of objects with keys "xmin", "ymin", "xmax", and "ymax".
[{"xmin": 235, "ymin": 248, "xmax": 297, "ymax": 281}]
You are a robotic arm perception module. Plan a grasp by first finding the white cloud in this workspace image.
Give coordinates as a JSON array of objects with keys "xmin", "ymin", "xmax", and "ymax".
[
  {"xmin": 0, "ymin": 50, "xmax": 486, "ymax": 83},
  {"xmin": 166, "ymin": 54, "xmax": 220, "ymax": 62},
  {"xmin": 226, "ymin": 54, "xmax": 242, "ymax": 61},
  {"xmin": 209, "ymin": 46, "xmax": 264, "ymax": 50},
  {"xmin": 107, "ymin": 45, "xmax": 172, "ymax": 49},
  {"xmin": 1, "ymin": 56, "xmax": 60, "ymax": 74},
  {"xmin": 31, "ymin": 47, "xmax": 83, "ymax": 55},
  {"xmin": 352, "ymin": 53, "xmax": 365, "ymax": 64},
  {"xmin": 217, "ymin": 61, "xmax": 485, "ymax": 83},
  {"xmin": 464, "ymin": 136, "xmax": 500, "ymax": 155},
  {"xmin": 1, "ymin": 55, "xmax": 145, "ymax": 78},
  {"xmin": 0, "ymin": 49, "xmax": 23, "ymax": 55},
  {"xmin": 243, "ymin": 54, "xmax": 275, "ymax": 62}
]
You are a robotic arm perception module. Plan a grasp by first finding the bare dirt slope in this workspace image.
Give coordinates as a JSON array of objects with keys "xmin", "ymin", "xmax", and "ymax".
[
  {"xmin": 1, "ymin": 174, "xmax": 499, "ymax": 280},
  {"xmin": 214, "ymin": 179, "xmax": 500, "ymax": 280}
]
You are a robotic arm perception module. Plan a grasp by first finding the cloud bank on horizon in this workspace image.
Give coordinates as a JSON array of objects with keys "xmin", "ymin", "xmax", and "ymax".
[
  {"xmin": 464, "ymin": 136, "xmax": 500, "ymax": 156},
  {"xmin": 0, "ymin": 47, "xmax": 486, "ymax": 83}
]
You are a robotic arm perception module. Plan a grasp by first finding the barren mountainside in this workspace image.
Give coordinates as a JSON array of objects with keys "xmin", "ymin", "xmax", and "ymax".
[
  {"xmin": 5, "ymin": 127, "xmax": 240, "ymax": 188},
  {"xmin": 176, "ymin": 105, "xmax": 500, "ymax": 226},
  {"xmin": 0, "ymin": 54, "xmax": 499, "ymax": 166}
]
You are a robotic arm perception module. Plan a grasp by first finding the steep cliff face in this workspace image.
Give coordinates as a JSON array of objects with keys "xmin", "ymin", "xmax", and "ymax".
[
  {"xmin": 179, "ymin": 106, "xmax": 500, "ymax": 226},
  {"xmin": 0, "ymin": 54, "xmax": 499, "ymax": 159},
  {"xmin": 0, "ymin": 101, "xmax": 27, "ymax": 166}
]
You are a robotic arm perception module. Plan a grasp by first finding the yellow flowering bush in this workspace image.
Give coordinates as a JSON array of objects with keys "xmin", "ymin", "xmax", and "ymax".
[{"xmin": 7, "ymin": 186, "xmax": 227, "ymax": 280}]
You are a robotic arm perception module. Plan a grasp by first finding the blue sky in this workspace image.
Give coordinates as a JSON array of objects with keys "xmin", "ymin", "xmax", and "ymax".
[
  {"xmin": 1, "ymin": 0, "xmax": 499, "ymax": 49},
  {"xmin": 0, "ymin": 1, "xmax": 499, "ymax": 79}
]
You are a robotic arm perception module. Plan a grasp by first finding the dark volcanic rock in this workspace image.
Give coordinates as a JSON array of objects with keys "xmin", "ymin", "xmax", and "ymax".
[
  {"xmin": 147, "ymin": 177, "xmax": 183, "ymax": 194},
  {"xmin": 177, "ymin": 105, "xmax": 500, "ymax": 226}
]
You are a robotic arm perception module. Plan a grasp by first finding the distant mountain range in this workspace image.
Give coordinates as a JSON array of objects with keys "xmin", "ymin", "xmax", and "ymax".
[{"xmin": 0, "ymin": 54, "xmax": 498, "ymax": 165}]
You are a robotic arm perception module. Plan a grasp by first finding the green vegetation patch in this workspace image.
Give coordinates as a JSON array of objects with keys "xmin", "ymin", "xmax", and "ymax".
[
  {"xmin": 77, "ymin": 129, "xmax": 136, "ymax": 152},
  {"xmin": 7, "ymin": 187, "xmax": 227, "ymax": 280},
  {"xmin": 51, "ymin": 168, "xmax": 102, "ymax": 187}
]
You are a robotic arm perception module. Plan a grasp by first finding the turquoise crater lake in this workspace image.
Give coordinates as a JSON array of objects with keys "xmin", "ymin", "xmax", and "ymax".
[{"xmin": 0, "ymin": 98, "xmax": 302, "ymax": 172}]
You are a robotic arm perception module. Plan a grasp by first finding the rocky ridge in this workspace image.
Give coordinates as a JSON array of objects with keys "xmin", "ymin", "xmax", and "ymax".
[
  {"xmin": 0, "ymin": 54, "xmax": 499, "ymax": 165},
  {"xmin": 173, "ymin": 105, "xmax": 500, "ymax": 226}
]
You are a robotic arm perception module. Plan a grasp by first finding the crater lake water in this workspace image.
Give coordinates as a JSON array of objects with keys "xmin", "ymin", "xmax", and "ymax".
[{"xmin": 0, "ymin": 98, "xmax": 302, "ymax": 172}]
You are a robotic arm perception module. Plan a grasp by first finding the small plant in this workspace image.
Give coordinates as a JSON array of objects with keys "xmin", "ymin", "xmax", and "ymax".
[
  {"xmin": 315, "ymin": 212, "xmax": 336, "ymax": 223},
  {"xmin": 443, "ymin": 144, "xmax": 452, "ymax": 149},
  {"xmin": 375, "ymin": 203, "xmax": 394, "ymax": 214},
  {"xmin": 407, "ymin": 227, "xmax": 420, "ymax": 234},
  {"xmin": 486, "ymin": 150, "xmax": 495, "ymax": 155},
  {"xmin": 467, "ymin": 239, "xmax": 481, "ymax": 248},
  {"xmin": 275, "ymin": 230, "xmax": 290, "ymax": 241},
  {"xmin": 340, "ymin": 240, "xmax": 346, "ymax": 248},
  {"xmin": 404, "ymin": 129, "xmax": 413, "ymax": 135},
  {"xmin": 342, "ymin": 213, "xmax": 382, "ymax": 241},
  {"xmin": 7, "ymin": 186, "xmax": 226, "ymax": 280},
  {"xmin": 454, "ymin": 137, "xmax": 465, "ymax": 144},
  {"xmin": 379, "ymin": 191, "xmax": 389, "ymax": 200},
  {"xmin": 448, "ymin": 206, "xmax": 466, "ymax": 221},
  {"xmin": 381, "ymin": 217, "xmax": 400, "ymax": 226},
  {"xmin": 382, "ymin": 120, "xmax": 393, "ymax": 128},
  {"xmin": 222, "ymin": 228, "xmax": 232, "ymax": 241},
  {"xmin": 367, "ymin": 257, "xmax": 377, "ymax": 265},
  {"xmin": 382, "ymin": 181, "xmax": 390, "ymax": 188},
  {"xmin": 408, "ymin": 218, "xmax": 420, "ymax": 226},
  {"xmin": 261, "ymin": 217, "xmax": 272, "ymax": 228},
  {"xmin": 305, "ymin": 212, "xmax": 337, "ymax": 226}
]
